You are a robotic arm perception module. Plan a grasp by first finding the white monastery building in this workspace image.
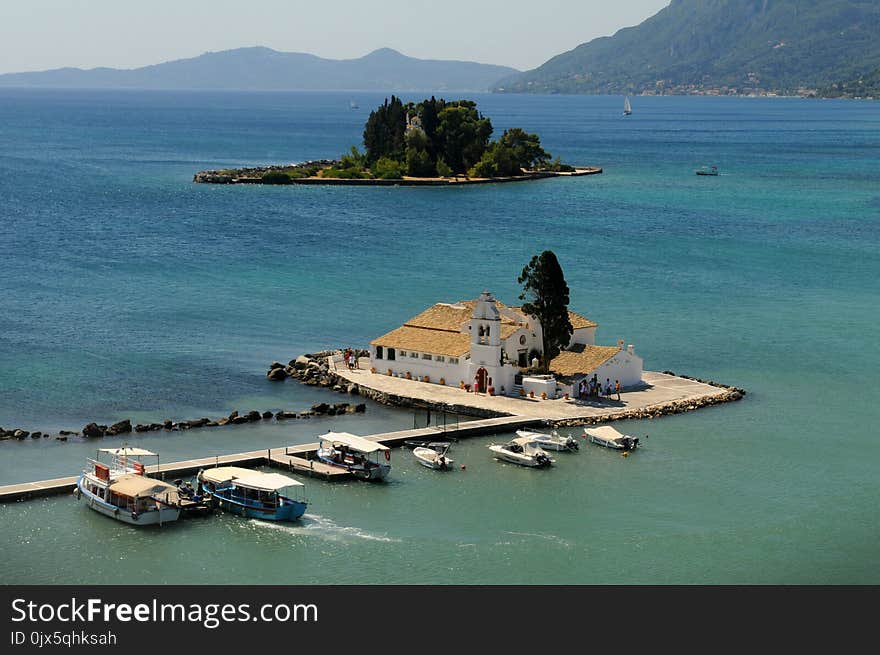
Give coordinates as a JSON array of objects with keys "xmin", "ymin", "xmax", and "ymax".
[{"xmin": 368, "ymin": 291, "xmax": 643, "ymax": 399}]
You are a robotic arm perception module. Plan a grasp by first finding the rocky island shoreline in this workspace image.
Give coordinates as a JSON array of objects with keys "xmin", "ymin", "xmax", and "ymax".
[{"xmin": 193, "ymin": 161, "xmax": 602, "ymax": 186}]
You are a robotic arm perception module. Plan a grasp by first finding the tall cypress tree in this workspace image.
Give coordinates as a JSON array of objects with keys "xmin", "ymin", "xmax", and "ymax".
[{"xmin": 518, "ymin": 250, "xmax": 573, "ymax": 370}]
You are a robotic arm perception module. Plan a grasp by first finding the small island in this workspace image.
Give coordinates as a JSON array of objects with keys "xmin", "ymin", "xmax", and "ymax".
[{"xmin": 194, "ymin": 96, "xmax": 601, "ymax": 186}]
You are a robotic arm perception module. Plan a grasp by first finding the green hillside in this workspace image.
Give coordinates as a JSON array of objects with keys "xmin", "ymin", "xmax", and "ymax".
[
  {"xmin": 821, "ymin": 68, "xmax": 880, "ymax": 98},
  {"xmin": 494, "ymin": 0, "xmax": 880, "ymax": 96}
]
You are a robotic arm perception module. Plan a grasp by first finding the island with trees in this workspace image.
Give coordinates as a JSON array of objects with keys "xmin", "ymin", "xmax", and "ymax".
[{"xmin": 194, "ymin": 96, "xmax": 600, "ymax": 186}]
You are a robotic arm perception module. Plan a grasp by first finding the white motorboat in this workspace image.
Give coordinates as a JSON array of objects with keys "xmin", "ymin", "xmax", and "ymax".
[
  {"xmin": 412, "ymin": 443, "xmax": 454, "ymax": 470},
  {"xmin": 317, "ymin": 431, "xmax": 391, "ymax": 481},
  {"xmin": 75, "ymin": 447, "xmax": 181, "ymax": 525},
  {"xmin": 516, "ymin": 429, "xmax": 579, "ymax": 452},
  {"xmin": 488, "ymin": 437, "xmax": 554, "ymax": 468},
  {"xmin": 583, "ymin": 426, "xmax": 640, "ymax": 451}
]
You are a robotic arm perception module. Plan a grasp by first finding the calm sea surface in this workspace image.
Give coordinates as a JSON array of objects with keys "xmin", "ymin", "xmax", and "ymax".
[{"xmin": 0, "ymin": 89, "xmax": 878, "ymax": 584}]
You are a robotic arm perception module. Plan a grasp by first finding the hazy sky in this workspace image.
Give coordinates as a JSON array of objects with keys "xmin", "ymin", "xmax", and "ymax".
[{"xmin": 0, "ymin": 1, "xmax": 670, "ymax": 74}]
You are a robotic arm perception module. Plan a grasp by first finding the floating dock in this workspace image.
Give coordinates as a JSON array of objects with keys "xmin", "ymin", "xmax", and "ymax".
[{"xmin": 0, "ymin": 415, "xmax": 540, "ymax": 503}]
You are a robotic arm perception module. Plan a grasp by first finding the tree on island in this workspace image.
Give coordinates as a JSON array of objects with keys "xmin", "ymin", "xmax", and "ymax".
[
  {"xmin": 329, "ymin": 96, "xmax": 568, "ymax": 180},
  {"xmin": 518, "ymin": 250, "xmax": 573, "ymax": 371}
]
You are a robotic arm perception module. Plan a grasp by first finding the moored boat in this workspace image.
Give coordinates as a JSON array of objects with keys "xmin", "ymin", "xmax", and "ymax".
[
  {"xmin": 516, "ymin": 429, "xmax": 579, "ymax": 452},
  {"xmin": 75, "ymin": 447, "xmax": 181, "ymax": 526},
  {"xmin": 412, "ymin": 443, "xmax": 454, "ymax": 470},
  {"xmin": 317, "ymin": 431, "xmax": 391, "ymax": 481},
  {"xmin": 582, "ymin": 426, "xmax": 640, "ymax": 451},
  {"xmin": 488, "ymin": 437, "xmax": 554, "ymax": 468},
  {"xmin": 196, "ymin": 467, "xmax": 307, "ymax": 521}
]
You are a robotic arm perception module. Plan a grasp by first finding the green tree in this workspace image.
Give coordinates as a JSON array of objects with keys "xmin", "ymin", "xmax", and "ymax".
[
  {"xmin": 363, "ymin": 96, "xmax": 407, "ymax": 165},
  {"xmin": 499, "ymin": 128, "xmax": 551, "ymax": 171},
  {"xmin": 435, "ymin": 102, "xmax": 493, "ymax": 174},
  {"xmin": 518, "ymin": 251, "xmax": 573, "ymax": 370},
  {"xmin": 469, "ymin": 141, "xmax": 520, "ymax": 178},
  {"xmin": 372, "ymin": 156, "xmax": 404, "ymax": 180},
  {"xmin": 404, "ymin": 129, "xmax": 436, "ymax": 177},
  {"xmin": 435, "ymin": 157, "xmax": 453, "ymax": 178}
]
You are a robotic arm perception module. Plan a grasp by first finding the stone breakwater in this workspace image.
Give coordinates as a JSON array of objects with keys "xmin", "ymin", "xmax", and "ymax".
[
  {"xmin": 277, "ymin": 352, "xmax": 747, "ymax": 427},
  {"xmin": 0, "ymin": 401, "xmax": 366, "ymax": 444}
]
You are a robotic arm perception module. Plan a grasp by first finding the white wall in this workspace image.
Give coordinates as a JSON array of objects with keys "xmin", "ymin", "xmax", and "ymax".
[
  {"xmin": 590, "ymin": 349, "xmax": 644, "ymax": 388},
  {"xmin": 569, "ymin": 326, "xmax": 596, "ymax": 346},
  {"xmin": 369, "ymin": 347, "xmax": 468, "ymax": 386}
]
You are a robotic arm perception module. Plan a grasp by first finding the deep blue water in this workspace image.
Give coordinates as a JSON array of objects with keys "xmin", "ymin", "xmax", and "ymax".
[{"xmin": 0, "ymin": 89, "xmax": 878, "ymax": 584}]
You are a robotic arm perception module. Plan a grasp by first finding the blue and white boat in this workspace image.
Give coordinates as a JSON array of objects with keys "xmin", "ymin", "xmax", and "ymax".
[
  {"xmin": 196, "ymin": 467, "xmax": 308, "ymax": 521},
  {"xmin": 75, "ymin": 447, "xmax": 181, "ymax": 526}
]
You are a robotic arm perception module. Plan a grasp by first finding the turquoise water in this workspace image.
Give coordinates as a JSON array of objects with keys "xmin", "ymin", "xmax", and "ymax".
[{"xmin": 0, "ymin": 90, "xmax": 878, "ymax": 583}]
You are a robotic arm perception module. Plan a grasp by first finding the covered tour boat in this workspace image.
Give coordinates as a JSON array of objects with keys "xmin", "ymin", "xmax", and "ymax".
[
  {"xmin": 196, "ymin": 467, "xmax": 308, "ymax": 521},
  {"xmin": 317, "ymin": 431, "xmax": 391, "ymax": 481},
  {"xmin": 75, "ymin": 447, "xmax": 181, "ymax": 526}
]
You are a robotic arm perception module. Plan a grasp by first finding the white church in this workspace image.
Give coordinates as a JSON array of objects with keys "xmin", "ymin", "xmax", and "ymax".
[{"xmin": 368, "ymin": 291, "xmax": 643, "ymax": 399}]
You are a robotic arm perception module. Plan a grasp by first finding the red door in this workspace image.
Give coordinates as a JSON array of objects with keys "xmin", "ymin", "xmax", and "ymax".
[{"xmin": 475, "ymin": 368, "xmax": 488, "ymax": 393}]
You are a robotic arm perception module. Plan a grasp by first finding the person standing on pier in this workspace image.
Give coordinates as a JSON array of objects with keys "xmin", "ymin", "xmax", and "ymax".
[{"xmin": 615, "ymin": 380, "xmax": 621, "ymax": 401}]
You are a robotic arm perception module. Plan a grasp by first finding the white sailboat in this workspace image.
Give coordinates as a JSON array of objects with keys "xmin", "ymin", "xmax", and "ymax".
[{"xmin": 623, "ymin": 96, "xmax": 632, "ymax": 116}]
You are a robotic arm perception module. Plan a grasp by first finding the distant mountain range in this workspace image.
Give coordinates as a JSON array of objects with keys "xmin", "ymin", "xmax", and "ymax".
[
  {"xmin": 494, "ymin": 0, "xmax": 880, "ymax": 96},
  {"xmin": 0, "ymin": 47, "xmax": 519, "ymax": 92}
]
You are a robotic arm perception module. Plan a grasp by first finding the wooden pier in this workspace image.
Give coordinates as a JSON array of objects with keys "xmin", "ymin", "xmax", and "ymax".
[{"xmin": 0, "ymin": 415, "xmax": 541, "ymax": 502}]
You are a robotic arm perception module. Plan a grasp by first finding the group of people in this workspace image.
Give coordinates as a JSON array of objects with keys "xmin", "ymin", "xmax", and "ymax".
[
  {"xmin": 342, "ymin": 347, "xmax": 359, "ymax": 370},
  {"xmin": 580, "ymin": 375, "xmax": 621, "ymax": 401}
]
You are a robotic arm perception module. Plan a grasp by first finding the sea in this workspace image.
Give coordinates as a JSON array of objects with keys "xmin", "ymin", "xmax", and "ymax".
[{"xmin": 0, "ymin": 89, "xmax": 878, "ymax": 584}]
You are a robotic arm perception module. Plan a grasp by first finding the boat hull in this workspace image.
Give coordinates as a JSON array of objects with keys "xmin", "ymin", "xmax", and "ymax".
[
  {"xmin": 488, "ymin": 446, "xmax": 552, "ymax": 468},
  {"xmin": 208, "ymin": 492, "xmax": 307, "ymax": 521},
  {"xmin": 515, "ymin": 431, "xmax": 578, "ymax": 452},
  {"xmin": 413, "ymin": 448, "xmax": 454, "ymax": 470},
  {"xmin": 76, "ymin": 477, "xmax": 180, "ymax": 525},
  {"xmin": 587, "ymin": 436, "xmax": 639, "ymax": 451},
  {"xmin": 317, "ymin": 455, "xmax": 390, "ymax": 481}
]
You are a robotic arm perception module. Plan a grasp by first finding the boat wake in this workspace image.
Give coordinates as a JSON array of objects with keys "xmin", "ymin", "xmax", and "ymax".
[
  {"xmin": 503, "ymin": 531, "xmax": 571, "ymax": 547},
  {"xmin": 251, "ymin": 514, "xmax": 401, "ymax": 543}
]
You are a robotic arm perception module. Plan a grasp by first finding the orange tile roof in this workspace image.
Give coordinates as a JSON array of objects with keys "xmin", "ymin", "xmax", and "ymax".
[
  {"xmin": 370, "ymin": 325, "xmax": 471, "ymax": 357},
  {"xmin": 550, "ymin": 344, "xmax": 620, "ymax": 377},
  {"xmin": 568, "ymin": 311, "xmax": 598, "ymax": 329}
]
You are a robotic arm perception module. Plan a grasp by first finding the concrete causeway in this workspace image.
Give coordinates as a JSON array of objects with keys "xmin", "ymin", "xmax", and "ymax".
[{"xmin": 331, "ymin": 366, "xmax": 733, "ymax": 421}]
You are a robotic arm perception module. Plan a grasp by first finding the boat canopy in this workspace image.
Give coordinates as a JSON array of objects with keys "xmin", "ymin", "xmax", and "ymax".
[
  {"xmin": 319, "ymin": 431, "xmax": 389, "ymax": 453},
  {"xmin": 109, "ymin": 474, "xmax": 178, "ymax": 498},
  {"xmin": 511, "ymin": 436, "xmax": 539, "ymax": 447},
  {"xmin": 232, "ymin": 472, "xmax": 304, "ymax": 491},
  {"xmin": 199, "ymin": 466, "xmax": 256, "ymax": 485},
  {"xmin": 584, "ymin": 426, "xmax": 626, "ymax": 441},
  {"xmin": 99, "ymin": 447, "xmax": 157, "ymax": 456}
]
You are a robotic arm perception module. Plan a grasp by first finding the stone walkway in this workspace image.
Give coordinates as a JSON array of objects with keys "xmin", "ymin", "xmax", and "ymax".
[{"xmin": 332, "ymin": 366, "xmax": 729, "ymax": 421}]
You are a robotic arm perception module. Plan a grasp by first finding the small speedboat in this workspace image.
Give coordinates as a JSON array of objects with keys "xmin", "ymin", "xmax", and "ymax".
[
  {"xmin": 516, "ymin": 429, "xmax": 579, "ymax": 452},
  {"xmin": 696, "ymin": 165, "xmax": 719, "ymax": 176},
  {"xmin": 489, "ymin": 437, "xmax": 554, "ymax": 468},
  {"xmin": 583, "ymin": 426, "xmax": 640, "ymax": 451},
  {"xmin": 413, "ymin": 443, "xmax": 454, "ymax": 470}
]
